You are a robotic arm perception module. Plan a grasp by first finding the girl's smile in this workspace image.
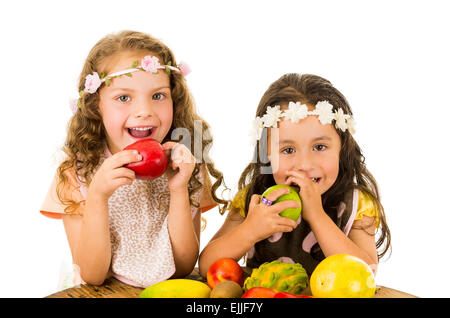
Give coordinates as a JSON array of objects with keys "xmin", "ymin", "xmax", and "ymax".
[
  {"xmin": 268, "ymin": 114, "xmax": 341, "ymax": 195},
  {"xmin": 126, "ymin": 125, "xmax": 156, "ymax": 139},
  {"xmin": 98, "ymin": 53, "xmax": 173, "ymax": 154}
]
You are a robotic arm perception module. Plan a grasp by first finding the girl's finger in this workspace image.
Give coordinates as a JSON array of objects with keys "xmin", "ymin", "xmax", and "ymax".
[
  {"xmin": 109, "ymin": 150, "xmax": 142, "ymax": 168},
  {"xmin": 276, "ymin": 225, "xmax": 296, "ymax": 233},
  {"xmin": 163, "ymin": 142, "xmax": 188, "ymax": 165},
  {"xmin": 161, "ymin": 141, "xmax": 178, "ymax": 159},
  {"xmin": 286, "ymin": 175, "xmax": 308, "ymax": 190},
  {"xmin": 161, "ymin": 141, "xmax": 178, "ymax": 151},
  {"xmin": 287, "ymin": 170, "xmax": 316, "ymax": 186},
  {"xmin": 172, "ymin": 144, "xmax": 195, "ymax": 165},
  {"xmin": 112, "ymin": 177, "xmax": 134, "ymax": 188},
  {"xmin": 284, "ymin": 176, "xmax": 298, "ymax": 188},
  {"xmin": 262, "ymin": 187, "xmax": 291, "ymax": 203},
  {"xmin": 270, "ymin": 200, "xmax": 301, "ymax": 214},
  {"xmin": 171, "ymin": 159, "xmax": 180, "ymax": 171},
  {"xmin": 114, "ymin": 167, "xmax": 136, "ymax": 180},
  {"xmin": 249, "ymin": 194, "xmax": 261, "ymax": 210},
  {"xmin": 171, "ymin": 146, "xmax": 184, "ymax": 164},
  {"xmin": 276, "ymin": 215, "xmax": 298, "ymax": 229}
]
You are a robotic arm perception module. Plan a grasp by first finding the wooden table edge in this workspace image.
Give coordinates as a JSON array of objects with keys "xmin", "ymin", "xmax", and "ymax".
[{"xmin": 45, "ymin": 278, "xmax": 418, "ymax": 298}]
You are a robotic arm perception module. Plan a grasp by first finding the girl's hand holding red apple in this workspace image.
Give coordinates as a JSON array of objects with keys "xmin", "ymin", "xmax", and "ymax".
[
  {"xmin": 242, "ymin": 187, "xmax": 299, "ymax": 244},
  {"xmin": 88, "ymin": 150, "xmax": 142, "ymax": 201},
  {"xmin": 124, "ymin": 139, "xmax": 168, "ymax": 179},
  {"xmin": 122, "ymin": 139, "xmax": 195, "ymax": 193},
  {"xmin": 161, "ymin": 141, "xmax": 196, "ymax": 193}
]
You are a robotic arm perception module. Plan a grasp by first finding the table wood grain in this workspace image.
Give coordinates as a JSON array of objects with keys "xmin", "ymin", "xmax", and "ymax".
[{"xmin": 45, "ymin": 268, "xmax": 418, "ymax": 298}]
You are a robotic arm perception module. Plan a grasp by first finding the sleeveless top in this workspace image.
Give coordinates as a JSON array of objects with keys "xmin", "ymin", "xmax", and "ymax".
[
  {"xmin": 40, "ymin": 149, "xmax": 207, "ymax": 288},
  {"xmin": 107, "ymin": 173, "xmax": 202, "ymax": 287},
  {"xmin": 230, "ymin": 187, "xmax": 379, "ymax": 276}
]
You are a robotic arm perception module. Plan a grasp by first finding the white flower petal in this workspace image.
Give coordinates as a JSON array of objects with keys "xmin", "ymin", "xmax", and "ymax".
[
  {"xmin": 282, "ymin": 102, "xmax": 308, "ymax": 123},
  {"xmin": 315, "ymin": 100, "xmax": 335, "ymax": 125},
  {"xmin": 262, "ymin": 106, "xmax": 282, "ymax": 127},
  {"xmin": 334, "ymin": 108, "xmax": 350, "ymax": 131},
  {"xmin": 249, "ymin": 117, "xmax": 265, "ymax": 145},
  {"xmin": 347, "ymin": 117, "xmax": 356, "ymax": 134}
]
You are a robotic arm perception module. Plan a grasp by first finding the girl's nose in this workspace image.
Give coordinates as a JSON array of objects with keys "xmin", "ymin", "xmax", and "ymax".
[
  {"xmin": 295, "ymin": 152, "xmax": 314, "ymax": 172},
  {"xmin": 133, "ymin": 101, "xmax": 155, "ymax": 118}
]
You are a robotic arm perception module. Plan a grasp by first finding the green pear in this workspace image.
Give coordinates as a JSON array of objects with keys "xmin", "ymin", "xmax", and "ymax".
[{"xmin": 261, "ymin": 185, "xmax": 302, "ymax": 222}]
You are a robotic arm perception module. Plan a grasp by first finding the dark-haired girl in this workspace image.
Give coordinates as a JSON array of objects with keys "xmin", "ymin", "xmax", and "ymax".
[{"xmin": 199, "ymin": 73, "xmax": 390, "ymax": 277}]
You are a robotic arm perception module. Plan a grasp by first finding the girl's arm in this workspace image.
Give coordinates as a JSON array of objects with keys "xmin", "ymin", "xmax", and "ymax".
[
  {"xmin": 62, "ymin": 193, "xmax": 112, "ymax": 286},
  {"xmin": 168, "ymin": 163, "xmax": 215, "ymax": 277},
  {"xmin": 309, "ymin": 214, "xmax": 378, "ymax": 269},
  {"xmin": 62, "ymin": 150, "xmax": 141, "ymax": 285},
  {"xmin": 286, "ymin": 171, "xmax": 378, "ymax": 270},
  {"xmin": 163, "ymin": 142, "xmax": 200, "ymax": 277},
  {"xmin": 167, "ymin": 187, "xmax": 201, "ymax": 277},
  {"xmin": 198, "ymin": 209, "xmax": 252, "ymax": 278},
  {"xmin": 199, "ymin": 188, "xmax": 299, "ymax": 278}
]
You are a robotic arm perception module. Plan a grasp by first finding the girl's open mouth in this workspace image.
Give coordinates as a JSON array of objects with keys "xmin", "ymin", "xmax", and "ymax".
[{"xmin": 127, "ymin": 126, "xmax": 155, "ymax": 139}]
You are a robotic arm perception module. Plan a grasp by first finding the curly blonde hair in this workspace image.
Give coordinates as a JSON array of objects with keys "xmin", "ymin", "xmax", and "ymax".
[{"xmin": 56, "ymin": 30, "xmax": 229, "ymax": 215}]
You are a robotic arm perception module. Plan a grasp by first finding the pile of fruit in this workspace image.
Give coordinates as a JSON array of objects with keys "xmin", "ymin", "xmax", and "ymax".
[{"xmin": 139, "ymin": 254, "xmax": 376, "ymax": 298}]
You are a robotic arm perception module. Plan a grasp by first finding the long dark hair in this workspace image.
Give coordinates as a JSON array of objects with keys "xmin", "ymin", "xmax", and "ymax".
[{"xmin": 238, "ymin": 73, "xmax": 391, "ymax": 260}]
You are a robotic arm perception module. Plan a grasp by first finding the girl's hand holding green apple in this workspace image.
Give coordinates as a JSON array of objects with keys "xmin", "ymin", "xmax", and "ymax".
[
  {"xmin": 261, "ymin": 185, "xmax": 302, "ymax": 222},
  {"xmin": 285, "ymin": 170, "xmax": 325, "ymax": 223},
  {"xmin": 242, "ymin": 186, "xmax": 300, "ymax": 244}
]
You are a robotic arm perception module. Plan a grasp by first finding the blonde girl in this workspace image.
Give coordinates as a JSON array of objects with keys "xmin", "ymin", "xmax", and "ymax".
[{"xmin": 40, "ymin": 30, "xmax": 228, "ymax": 287}]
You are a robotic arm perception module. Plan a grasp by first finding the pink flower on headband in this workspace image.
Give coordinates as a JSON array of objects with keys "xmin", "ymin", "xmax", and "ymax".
[
  {"xmin": 178, "ymin": 62, "xmax": 191, "ymax": 76},
  {"xmin": 141, "ymin": 56, "xmax": 161, "ymax": 73},
  {"xmin": 84, "ymin": 72, "xmax": 102, "ymax": 94},
  {"xmin": 73, "ymin": 57, "xmax": 191, "ymax": 112},
  {"xmin": 69, "ymin": 98, "xmax": 79, "ymax": 114}
]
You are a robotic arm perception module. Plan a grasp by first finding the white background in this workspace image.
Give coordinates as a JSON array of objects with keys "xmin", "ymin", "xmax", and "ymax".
[{"xmin": 1, "ymin": 0, "xmax": 449, "ymax": 298}]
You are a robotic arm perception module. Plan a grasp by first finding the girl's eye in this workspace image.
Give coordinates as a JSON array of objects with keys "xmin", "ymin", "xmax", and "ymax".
[
  {"xmin": 314, "ymin": 144, "xmax": 327, "ymax": 151},
  {"xmin": 117, "ymin": 95, "xmax": 131, "ymax": 103},
  {"xmin": 153, "ymin": 92, "xmax": 165, "ymax": 100},
  {"xmin": 282, "ymin": 147, "xmax": 295, "ymax": 155}
]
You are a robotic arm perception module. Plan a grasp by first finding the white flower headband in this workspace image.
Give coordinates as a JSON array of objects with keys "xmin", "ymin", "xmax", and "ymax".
[
  {"xmin": 249, "ymin": 100, "xmax": 355, "ymax": 145},
  {"xmin": 70, "ymin": 55, "xmax": 191, "ymax": 114}
]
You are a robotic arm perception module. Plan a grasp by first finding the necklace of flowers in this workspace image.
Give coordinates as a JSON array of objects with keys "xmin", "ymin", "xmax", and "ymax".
[
  {"xmin": 70, "ymin": 55, "xmax": 191, "ymax": 114},
  {"xmin": 249, "ymin": 101, "xmax": 356, "ymax": 145}
]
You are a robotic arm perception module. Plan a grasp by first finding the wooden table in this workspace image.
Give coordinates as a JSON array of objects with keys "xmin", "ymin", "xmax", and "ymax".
[{"xmin": 45, "ymin": 268, "xmax": 418, "ymax": 298}]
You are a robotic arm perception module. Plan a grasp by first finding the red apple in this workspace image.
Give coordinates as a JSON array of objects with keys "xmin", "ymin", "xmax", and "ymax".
[
  {"xmin": 206, "ymin": 258, "xmax": 244, "ymax": 289},
  {"xmin": 123, "ymin": 139, "xmax": 168, "ymax": 179},
  {"xmin": 274, "ymin": 292, "xmax": 313, "ymax": 298},
  {"xmin": 241, "ymin": 287, "xmax": 276, "ymax": 298}
]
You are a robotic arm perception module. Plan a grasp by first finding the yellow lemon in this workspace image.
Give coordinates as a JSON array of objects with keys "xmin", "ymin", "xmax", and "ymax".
[
  {"xmin": 310, "ymin": 254, "xmax": 376, "ymax": 298},
  {"xmin": 139, "ymin": 279, "xmax": 211, "ymax": 298}
]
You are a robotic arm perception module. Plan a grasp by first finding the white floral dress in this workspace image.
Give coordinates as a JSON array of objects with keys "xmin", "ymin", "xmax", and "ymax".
[{"xmin": 40, "ymin": 149, "xmax": 209, "ymax": 288}]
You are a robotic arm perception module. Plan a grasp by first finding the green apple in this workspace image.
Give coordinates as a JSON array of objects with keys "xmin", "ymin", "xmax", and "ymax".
[{"xmin": 261, "ymin": 185, "xmax": 302, "ymax": 222}]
